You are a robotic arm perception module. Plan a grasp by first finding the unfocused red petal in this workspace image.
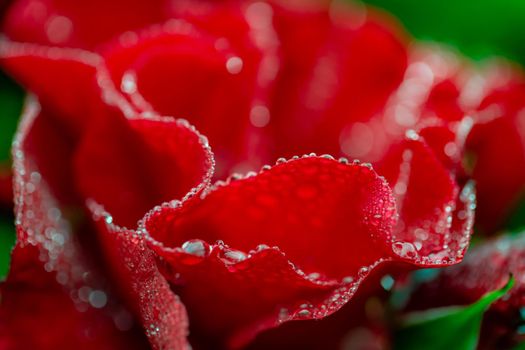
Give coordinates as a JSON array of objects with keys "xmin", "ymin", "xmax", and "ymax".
[
  {"xmin": 0, "ymin": 167, "xmax": 12, "ymax": 208},
  {"xmin": 3, "ymin": 0, "xmax": 167, "ymax": 49},
  {"xmin": 466, "ymin": 81, "xmax": 525, "ymax": 233},
  {"xmin": 0, "ymin": 244, "xmax": 149, "ymax": 350},
  {"xmin": 269, "ymin": 5, "xmax": 408, "ymax": 161}
]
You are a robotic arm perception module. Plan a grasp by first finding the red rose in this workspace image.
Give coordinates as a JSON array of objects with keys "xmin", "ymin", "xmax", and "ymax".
[{"xmin": 1, "ymin": 0, "xmax": 510, "ymax": 349}]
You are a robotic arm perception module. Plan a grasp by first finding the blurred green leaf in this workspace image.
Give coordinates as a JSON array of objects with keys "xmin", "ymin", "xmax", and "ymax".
[
  {"xmin": 513, "ymin": 341, "xmax": 525, "ymax": 350},
  {"xmin": 361, "ymin": 0, "xmax": 525, "ymax": 65},
  {"xmin": 0, "ymin": 70, "xmax": 24, "ymax": 163},
  {"xmin": 0, "ymin": 215, "xmax": 15, "ymax": 280},
  {"xmin": 507, "ymin": 195, "xmax": 525, "ymax": 233},
  {"xmin": 394, "ymin": 276, "xmax": 515, "ymax": 350}
]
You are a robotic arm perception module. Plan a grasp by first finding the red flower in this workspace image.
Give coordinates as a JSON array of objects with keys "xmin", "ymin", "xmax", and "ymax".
[{"xmin": 0, "ymin": 1, "xmax": 483, "ymax": 349}]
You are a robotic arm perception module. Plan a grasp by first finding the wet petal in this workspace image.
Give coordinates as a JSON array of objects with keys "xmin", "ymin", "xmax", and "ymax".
[
  {"xmin": 1, "ymin": 99, "xmax": 148, "ymax": 349},
  {"xmin": 378, "ymin": 136, "xmax": 472, "ymax": 265},
  {"xmin": 74, "ymin": 104, "xmax": 214, "ymax": 228},
  {"xmin": 0, "ymin": 39, "xmax": 100, "ymax": 134},
  {"xmin": 101, "ymin": 18, "xmax": 266, "ymax": 176},
  {"xmin": 0, "ymin": 245, "xmax": 149, "ymax": 350},
  {"xmin": 88, "ymin": 202, "xmax": 190, "ymax": 350},
  {"xmin": 143, "ymin": 155, "xmax": 403, "ymax": 347}
]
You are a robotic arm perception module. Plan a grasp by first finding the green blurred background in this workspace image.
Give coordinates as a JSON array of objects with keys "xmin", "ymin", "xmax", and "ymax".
[{"xmin": 362, "ymin": 0, "xmax": 525, "ymax": 65}]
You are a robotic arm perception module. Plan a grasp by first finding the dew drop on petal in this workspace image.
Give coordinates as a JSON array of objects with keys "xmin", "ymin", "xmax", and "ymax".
[
  {"xmin": 380, "ymin": 274, "xmax": 395, "ymax": 291},
  {"xmin": 250, "ymin": 105, "xmax": 271, "ymax": 127},
  {"xmin": 256, "ymin": 244, "xmax": 270, "ymax": 252},
  {"xmin": 296, "ymin": 309, "xmax": 311, "ymax": 317},
  {"xmin": 46, "ymin": 15, "xmax": 73, "ymax": 44},
  {"xmin": 221, "ymin": 249, "xmax": 247, "ymax": 263},
  {"xmin": 181, "ymin": 239, "xmax": 209, "ymax": 257},
  {"xmin": 226, "ymin": 56, "xmax": 243, "ymax": 74},
  {"xmin": 88, "ymin": 290, "xmax": 107, "ymax": 309},
  {"xmin": 392, "ymin": 241, "xmax": 418, "ymax": 259},
  {"xmin": 342, "ymin": 276, "xmax": 354, "ymax": 284}
]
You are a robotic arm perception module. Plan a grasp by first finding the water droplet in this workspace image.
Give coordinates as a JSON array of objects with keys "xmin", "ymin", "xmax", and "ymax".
[
  {"xmin": 88, "ymin": 290, "xmax": 107, "ymax": 309},
  {"xmin": 307, "ymin": 272, "xmax": 320, "ymax": 280},
  {"xmin": 121, "ymin": 71, "xmax": 137, "ymax": 94},
  {"xmin": 342, "ymin": 276, "xmax": 354, "ymax": 284},
  {"xmin": 256, "ymin": 244, "xmax": 270, "ymax": 252},
  {"xmin": 221, "ymin": 249, "xmax": 247, "ymax": 263},
  {"xmin": 321, "ymin": 154, "xmax": 334, "ymax": 160},
  {"xmin": 46, "ymin": 15, "xmax": 73, "ymax": 44},
  {"xmin": 380, "ymin": 274, "xmax": 395, "ymax": 291},
  {"xmin": 181, "ymin": 239, "xmax": 209, "ymax": 257},
  {"xmin": 226, "ymin": 56, "xmax": 243, "ymax": 74},
  {"xmin": 358, "ymin": 267, "xmax": 369, "ymax": 277},
  {"xmin": 405, "ymin": 129, "xmax": 420, "ymax": 140},
  {"xmin": 392, "ymin": 241, "xmax": 418, "ymax": 259},
  {"xmin": 250, "ymin": 105, "xmax": 270, "ymax": 127},
  {"xmin": 297, "ymin": 309, "xmax": 311, "ymax": 317}
]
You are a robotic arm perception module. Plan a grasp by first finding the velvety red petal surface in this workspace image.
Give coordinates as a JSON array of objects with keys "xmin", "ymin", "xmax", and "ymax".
[
  {"xmin": 0, "ymin": 2, "xmax": 484, "ymax": 349},
  {"xmin": 144, "ymin": 156, "xmax": 398, "ymax": 347},
  {"xmin": 142, "ymin": 150, "xmax": 472, "ymax": 348},
  {"xmin": 466, "ymin": 81, "xmax": 525, "ymax": 233},
  {"xmin": 2, "ymin": 0, "xmax": 167, "ymax": 49},
  {"xmin": 0, "ymin": 244, "xmax": 149, "ymax": 350},
  {"xmin": 0, "ymin": 39, "xmax": 100, "ymax": 135},
  {"xmin": 0, "ymin": 168, "xmax": 12, "ymax": 207},
  {"xmin": 0, "ymin": 100, "xmax": 150, "ymax": 350},
  {"xmin": 268, "ymin": 5, "xmax": 408, "ymax": 162},
  {"xmin": 74, "ymin": 103, "xmax": 213, "ymax": 228},
  {"xmin": 101, "ymin": 21, "xmax": 260, "ymax": 175},
  {"xmin": 405, "ymin": 232, "xmax": 525, "ymax": 349},
  {"xmin": 89, "ymin": 202, "xmax": 190, "ymax": 350},
  {"xmin": 246, "ymin": 265, "xmax": 392, "ymax": 350},
  {"xmin": 377, "ymin": 135, "xmax": 473, "ymax": 264}
]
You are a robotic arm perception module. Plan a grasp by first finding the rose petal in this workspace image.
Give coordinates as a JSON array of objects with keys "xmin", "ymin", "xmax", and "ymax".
[
  {"xmin": 0, "ymin": 39, "xmax": 100, "ymax": 134},
  {"xmin": 0, "ymin": 244, "xmax": 149, "ymax": 350},
  {"xmin": 88, "ymin": 202, "xmax": 190, "ymax": 350},
  {"xmin": 3, "ymin": 0, "xmax": 166, "ymax": 49},
  {"xmin": 143, "ymin": 156, "xmax": 398, "ymax": 347},
  {"xmin": 423, "ymin": 79, "xmax": 464, "ymax": 122},
  {"xmin": 377, "ymin": 135, "xmax": 472, "ymax": 264},
  {"xmin": 466, "ymin": 82, "xmax": 525, "ymax": 233},
  {"xmin": 245, "ymin": 265, "xmax": 392, "ymax": 350},
  {"xmin": 0, "ymin": 167, "xmax": 12, "ymax": 208},
  {"xmin": 1, "ymin": 98, "xmax": 148, "ymax": 349},
  {"xmin": 74, "ymin": 104, "xmax": 214, "ymax": 228},
  {"xmin": 100, "ymin": 17, "xmax": 267, "ymax": 176},
  {"xmin": 269, "ymin": 4, "xmax": 408, "ymax": 161}
]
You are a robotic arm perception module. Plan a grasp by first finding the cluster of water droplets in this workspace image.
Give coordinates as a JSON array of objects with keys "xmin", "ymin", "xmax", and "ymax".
[{"xmin": 11, "ymin": 100, "xmax": 139, "ymax": 333}]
